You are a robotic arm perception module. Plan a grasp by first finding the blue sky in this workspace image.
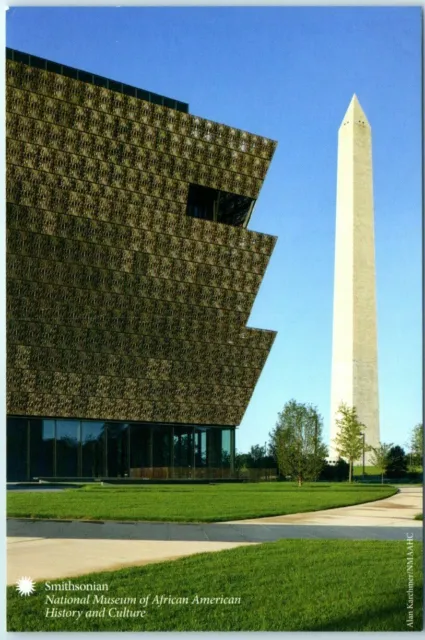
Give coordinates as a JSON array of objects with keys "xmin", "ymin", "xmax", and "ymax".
[{"xmin": 7, "ymin": 6, "xmax": 422, "ymax": 454}]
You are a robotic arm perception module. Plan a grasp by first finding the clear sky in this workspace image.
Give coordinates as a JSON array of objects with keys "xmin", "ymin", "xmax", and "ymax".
[{"xmin": 7, "ymin": 6, "xmax": 422, "ymax": 454}]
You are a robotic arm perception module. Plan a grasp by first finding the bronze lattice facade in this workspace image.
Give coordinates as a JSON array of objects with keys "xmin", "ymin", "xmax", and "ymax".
[{"xmin": 6, "ymin": 48, "xmax": 277, "ymax": 480}]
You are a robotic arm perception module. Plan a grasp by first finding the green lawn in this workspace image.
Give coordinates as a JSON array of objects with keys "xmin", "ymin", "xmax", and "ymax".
[
  {"xmin": 353, "ymin": 465, "xmax": 382, "ymax": 476},
  {"xmin": 7, "ymin": 539, "xmax": 423, "ymax": 631},
  {"xmin": 353, "ymin": 466, "xmax": 423, "ymax": 478},
  {"xmin": 7, "ymin": 483, "xmax": 397, "ymax": 522}
]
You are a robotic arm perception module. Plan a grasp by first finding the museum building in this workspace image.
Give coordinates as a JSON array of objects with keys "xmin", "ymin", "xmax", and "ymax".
[{"xmin": 6, "ymin": 47, "xmax": 277, "ymax": 481}]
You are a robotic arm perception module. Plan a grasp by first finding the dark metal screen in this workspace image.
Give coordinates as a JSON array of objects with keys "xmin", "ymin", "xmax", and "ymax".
[{"xmin": 6, "ymin": 55, "xmax": 278, "ymax": 427}]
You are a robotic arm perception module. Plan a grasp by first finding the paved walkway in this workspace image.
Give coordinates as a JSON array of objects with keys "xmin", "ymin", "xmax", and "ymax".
[
  {"xmin": 226, "ymin": 486, "xmax": 424, "ymax": 526},
  {"xmin": 7, "ymin": 487, "xmax": 423, "ymax": 585}
]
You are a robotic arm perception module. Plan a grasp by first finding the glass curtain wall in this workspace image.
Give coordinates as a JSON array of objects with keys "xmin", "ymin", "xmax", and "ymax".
[
  {"xmin": 194, "ymin": 427, "xmax": 208, "ymax": 477},
  {"xmin": 106, "ymin": 422, "xmax": 130, "ymax": 478},
  {"xmin": 81, "ymin": 422, "xmax": 105, "ymax": 477},
  {"xmin": 29, "ymin": 419, "xmax": 55, "ymax": 478},
  {"xmin": 173, "ymin": 426, "xmax": 194, "ymax": 478},
  {"xmin": 56, "ymin": 420, "xmax": 80, "ymax": 477},
  {"xmin": 130, "ymin": 424, "xmax": 151, "ymax": 477},
  {"xmin": 6, "ymin": 417, "xmax": 235, "ymax": 480},
  {"xmin": 7, "ymin": 417, "xmax": 28, "ymax": 481}
]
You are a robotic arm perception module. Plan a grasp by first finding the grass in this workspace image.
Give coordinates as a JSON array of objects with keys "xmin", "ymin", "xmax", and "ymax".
[
  {"xmin": 353, "ymin": 466, "xmax": 423, "ymax": 478},
  {"xmin": 353, "ymin": 466, "xmax": 382, "ymax": 476},
  {"xmin": 7, "ymin": 482, "xmax": 397, "ymax": 522},
  {"xmin": 7, "ymin": 539, "xmax": 423, "ymax": 631}
]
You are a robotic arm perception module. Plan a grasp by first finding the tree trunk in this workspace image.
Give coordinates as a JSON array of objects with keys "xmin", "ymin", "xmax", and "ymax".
[
  {"xmin": 349, "ymin": 461, "xmax": 352, "ymax": 483},
  {"xmin": 298, "ymin": 475, "xmax": 302, "ymax": 487},
  {"xmin": 381, "ymin": 472, "xmax": 384, "ymax": 484}
]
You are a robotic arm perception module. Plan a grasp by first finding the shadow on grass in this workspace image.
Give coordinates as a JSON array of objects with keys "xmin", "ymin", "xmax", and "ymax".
[{"xmin": 308, "ymin": 586, "xmax": 423, "ymax": 632}]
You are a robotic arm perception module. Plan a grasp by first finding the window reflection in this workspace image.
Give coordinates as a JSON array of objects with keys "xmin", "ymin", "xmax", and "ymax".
[
  {"xmin": 221, "ymin": 429, "xmax": 232, "ymax": 469},
  {"xmin": 6, "ymin": 418, "xmax": 236, "ymax": 480},
  {"xmin": 130, "ymin": 424, "xmax": 151, "ymax": 472},
  {"xmin": 106, "ymin": 422, "xmax": 129, "ymax": 478},
  {"xmin": 56, "ymin": 420, "xmax": 80, "ymax": 477},
  {"xmin": 152, "ymin": 425, "xmax": 172, "ymax": 467},
  {"xmin": 173, "ymin": 426, "xmax": 194, "ymax": 469},
  {"xmin": 29, "ymin": 419, "xmax": 55, "ymax": 478},
  {"xmin": 82, "ymin": 422, "xmax": 105, "ymax": 477},
  {"xmin": 195, "ymin": 428, "xmax": 207, "ymax": 468},
  {"xmin": 207, "ymin": 428, "xmax": 223, "ymax": 468},
  {"xmin": 7, "ymin": 418, "xmax": 28, "ymax": 481}
]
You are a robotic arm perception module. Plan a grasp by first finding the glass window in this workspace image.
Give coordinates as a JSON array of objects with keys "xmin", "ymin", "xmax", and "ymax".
[
  {"xmin": 221, "ymin": 429, "xmax": 232, "ymax": 468},
  {"xmin": 195, "ymin": 428, "xmax": 207, "ymax": 468},
  {"xmin": 82, "ymin": 422, "xmax": 105, "ymax": 478},
  {"xmin": 7, "ymin": 418, "xmax": 29, "ymax": 481},
  {"xmin": 216, "ymin": 192, "xmax": 255, "ymax": 227},
  {"xmin": 14, "ymin": 51, "xmax": 30, "ymax": 64},
  {"xmin": 56, "ymin": 420, "xmax": 80, "ymax": 477},
  {"xmin": 62, "ymin": 65, "xmax": 78, "ymax": 79},
  {"xmin": 106, "ymin": 423, "xmax": 129, "ymax": 478},
  {"xmin": 108, "ymin": 79, "xmax": 122, "ymax": 93},
  {"xmin": 164, "ymin": 97, "xmax": 175, "ymax": 109},
  {"xmin": 122, "ymin": 84, "xmax": 136, "ymax": 97},
  {"xmin": 136, "ymin": 88, "xmax": 150, "ymax": 102},
  {"xmin": 29, "ymin": 419, "xmax": 55, "ymax": 478},
  {"xmin": 186, "ymin": 184, "xmax": 217, "ymax": 222},
  {"xmin": 207, "ymin": 428, "xmax": 223, "ymax": 468},
  {"xmin": 78, "ymin": 70, "xmax": 93, "ymax": 84},
  {"xmin": 93, "ymin": 74, "xmax": 108, "ymax": 88},
  {"xmin": 174, "ymin": 426, "xmax": 194, "ymax": 469},
  {"xmin": 150, "ymin": 93, "xmax": 163, "ymax": 106},
  {"xmin": 130, "ymin": 424, "xmax": 151, "ymax": 471},
  {"xmin": 46, "ymin": 60, "xmax": 62, "ymax": 74},
  {"xmin": 152, "ymin": 425, "xmax": 172, "ymax": 468},
  {"xmin": 176, "ymin": 101, "xmax": 189, "ymax": 113},
  {"xmin": 31, "ymin": 56, "xmax": 46, "ymax": 70}
]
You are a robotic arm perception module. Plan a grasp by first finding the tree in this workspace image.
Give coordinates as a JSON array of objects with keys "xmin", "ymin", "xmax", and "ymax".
[
  {"xmin": 319, "ymin": 458, "xmax": 349, "ymax": 482},
  {"xmin": 268, "ymin": 431, "xmax": 278, "ymax": 463},
  {"xmin": 249, "ymin": 444, "xmax": 266, "ymax": 467},
  {"xmin": 272, "ymin": 399, "xmax": 328, "ymax": 486},
  {"xmin": 386, "ymin": 446, "xmax": 408, "ymax": 479},
  {"xmin": 234, "ymin": 451, "xmax": 250, "ymax": 472},
  {"xmin": 409, "ymin": 423, "xmax": 423, "ymax": 469},
  {"xmin": 333, "ymin": 403, "xmax": 367, "ymax": 483},
  {"xmin": 235, "ymin": 446, "xmax": 275, "ymax": 475},
  {"xmin": 369, "ymin": 442, "xmax": 393, "ymax": 484}
]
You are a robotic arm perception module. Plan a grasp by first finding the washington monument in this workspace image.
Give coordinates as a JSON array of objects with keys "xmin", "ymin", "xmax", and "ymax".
[{"xmin": 330, "ymin": 94, "xmax": 380, "ymax": 462}]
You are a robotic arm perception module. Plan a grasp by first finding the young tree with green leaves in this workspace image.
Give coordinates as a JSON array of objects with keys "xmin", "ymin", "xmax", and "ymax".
[
  {"xmin": 333, "ymin": 403, "xmax": 368, "ymax": 483},
  {"xmin": 272, "ymin": 399, "xmax": 328, "ymax": 486},
  {"xmin": 409, "ymin": 423, "xmax": 423, "ymax": 469},
  {"xmin": 369, "ymin": 442, "xmax": 394, "ymax": 484}
]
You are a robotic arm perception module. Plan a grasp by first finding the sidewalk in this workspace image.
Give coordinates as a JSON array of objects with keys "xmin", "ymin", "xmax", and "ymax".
[
  {"xmin": 225, "ymin": 486, "xmax": 423, "ymax": 526},
  {"xmin": 7, "ymin": 487, "xmax": 422, "ymax": 585}
]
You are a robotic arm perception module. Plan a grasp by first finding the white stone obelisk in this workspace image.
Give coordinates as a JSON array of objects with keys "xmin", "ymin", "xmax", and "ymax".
[{"xmin": 330, "ymin": 95, "xmax": 380, "ymax": 463}]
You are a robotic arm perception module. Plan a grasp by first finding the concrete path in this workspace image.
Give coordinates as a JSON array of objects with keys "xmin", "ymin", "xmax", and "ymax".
[
  {"xmin": 226, "ymin": 486, "xmax": 424, "ymax": 527},
  {"xmin": 7, "ymin": 487, "xmax": 423, "ymax": 585}
]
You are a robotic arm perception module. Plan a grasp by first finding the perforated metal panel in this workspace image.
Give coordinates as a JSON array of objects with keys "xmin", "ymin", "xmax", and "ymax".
[{"xmin": 6, "ymin": 56, "xmax": 277, "ymax": 426}]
